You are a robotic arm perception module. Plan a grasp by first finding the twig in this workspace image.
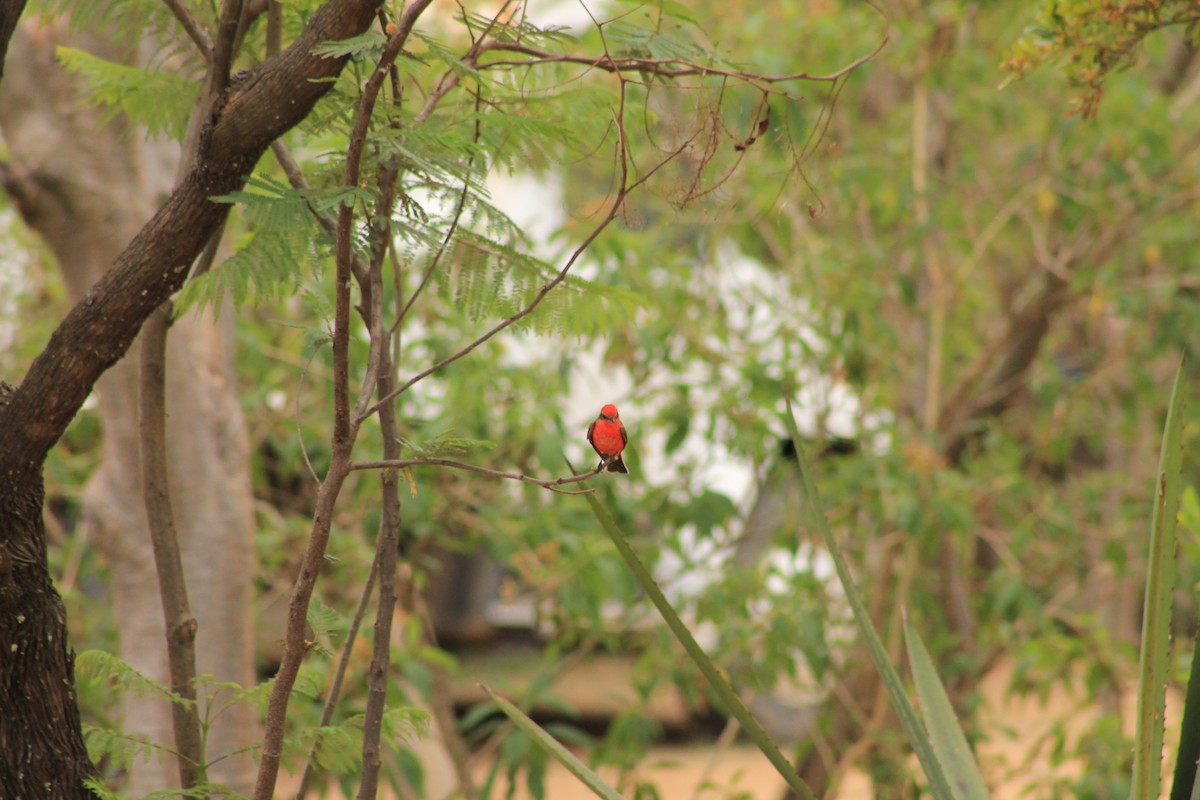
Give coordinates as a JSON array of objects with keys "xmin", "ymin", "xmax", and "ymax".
[
  {"xmin": 475, "ymin": 34, "xmax": 887, "ymax": 87},
  {"xmin": 210, "ymin": 0, "xmax": 244, "ymax": 93},
  {"xmin": 162, "ymin": 0, "xmax": 213, "ymax": 60},
  {"xmin": 350, "ymin": 457, "xmax": 608, "ymax": 495},
  {"xmin": 266, "ymin": 0, "xmax": 282, "ymax": 57}
]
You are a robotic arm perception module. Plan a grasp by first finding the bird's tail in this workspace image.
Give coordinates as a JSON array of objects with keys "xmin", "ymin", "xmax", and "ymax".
[{"xmin": 606, "ymin": 455, "xmax": 629, "ymax": 474}]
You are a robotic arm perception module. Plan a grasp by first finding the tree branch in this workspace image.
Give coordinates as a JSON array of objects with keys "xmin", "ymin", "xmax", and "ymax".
[
  {"xmin": 0, "ymin": 0, "xmax": 382, "ymax": 468},
  {"xmin": 162, "ymin": 0, "xmax": 213, "ymax": 61},
  {"xmin": 350, "ymin": 458, "xmax": 607, "ymax": 495},
  {"xmin": 139, "ymin": 303, "xmax": 204, "ymax": 791},
  {"xmin": 475, "ymin": 34, "xmax": 888, "ymax": 88},
  {"xmin": 356, "ymin": 257, "xmax": 402, "ymax": 800}
]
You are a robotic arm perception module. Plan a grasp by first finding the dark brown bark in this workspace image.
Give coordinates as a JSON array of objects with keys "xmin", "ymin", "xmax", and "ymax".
[
  {"xmin": 0, "ymin": 0, "xmax": 25, "ymax": 82},
  {"xmin": 0, "ymin": 1, "xmax": 382, "ymax": 795},
  {"xmin": 0, "ymin": 463, "xmax": 97, "ymax": 800}
]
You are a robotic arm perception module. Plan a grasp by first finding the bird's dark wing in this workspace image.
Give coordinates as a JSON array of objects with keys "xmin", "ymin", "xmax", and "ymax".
[
  {"xmin": 586, "ymin": 418, "xmax": 598, "ymax": 450},
  {"xmin": 619, "ymin": 420, "xmax": 628, "ymax": 448}
]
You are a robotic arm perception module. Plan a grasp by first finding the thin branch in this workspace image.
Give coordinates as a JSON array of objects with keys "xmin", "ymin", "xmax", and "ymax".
[
  {"xmin": 270, "ymin": 140, "xmax": 371, "ymax": 289},
  {"xmin": 475, "ymin": 35, "xmax": 888, "ymax": 86},
  {"xmin": 350, "ymin": 457, "xmax": 608, "ymax": 494},
  {"xmin": 357, "ymin": 251, "xmax": 403, "ymax": 800},
  {"xmin": 252, "ymin": 5, "xmax": 438, "ymax": 799},
  {"xmin": 140, "ymin": 303, "xmax": 204, "ymax": 790},
  {"xmin": 350, "ymin": 162, "xmax": 399, "ymax": 423},
  {"xmin": 294, "ymin": 561, "xmax": 378, "ymax": 799},
  {"xmin": 210, "ymin": 0, "xmax": 244, "ymax": 94},
  {"xmin": 266, "ymin": 0, "xmax": 282, "ymax": 57},
  {"xmin": 162, "ymin": 0, "xmax": 213, "ymax": 60}
]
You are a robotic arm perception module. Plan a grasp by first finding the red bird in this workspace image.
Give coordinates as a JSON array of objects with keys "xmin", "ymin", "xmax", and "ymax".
[{"xmin": 587, "ymin": 403, "xmax": 629, "ymax": 474}]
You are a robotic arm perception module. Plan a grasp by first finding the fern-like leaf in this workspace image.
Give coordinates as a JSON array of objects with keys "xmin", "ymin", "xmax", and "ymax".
[
  {"xmin": 312, "ymin": 29, "xmax": 388, "ymax": 61},
  {"xmin": 437, "ymin": 228, "xmax": 646, "ymax": 337},
  {"xmin": 176, "ymin": 175, "xmax": 327, "ymax": 314},
  {"xmin": 56, "ymin": 47, "xmax": 198, "ymax": 140},
  {"xmin": 76, "ymin": 649, "xmax": 190, "ymax": 705},
  {"xmin": 398, "ymin": 430, "xmax": 497, "ymax": 458},
  {"xmin": 82, "ymin": 723, "xmax": 177, "ymax": 773}
]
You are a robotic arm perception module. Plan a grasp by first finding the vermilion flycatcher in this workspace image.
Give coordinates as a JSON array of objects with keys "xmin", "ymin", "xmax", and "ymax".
[{"xmin": 587, "ymin": 404, "xmax": 629, "ymax": 474}]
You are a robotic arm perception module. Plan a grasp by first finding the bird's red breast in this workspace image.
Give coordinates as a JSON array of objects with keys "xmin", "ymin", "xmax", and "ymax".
[{"xmin": 589, "ymin": 417, "xmax": 626, "ymax": 457}]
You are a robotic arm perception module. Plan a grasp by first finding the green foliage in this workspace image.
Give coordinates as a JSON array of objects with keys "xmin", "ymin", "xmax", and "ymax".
[
  {"xmin": 56, "ymin": 47, "xmax": 197, "ymax": 140},
  {"xmin": 77, "ymin": 649, "xmax": 183, "ymax": 705},
  {"xmin": 21, "ymin": 0, "xmax": 1200, "ymax": 796},
  {"xmin": 311, "ymin": 29, "xmax": 389, "ymax": 62},
  {"xmin": 398, "ymin": 429, "xmax": 496, "ymax": 459},
  {"xmin": 35, "ymin": 0, "xmax": 186, "ymax": 50},
  {"xmin": 1006, "ymin": 0, "xmax": 1200, "ymax": 117},
  {"xmin": 176, "ymin": 175, "xmax": 326, "ymax": 314}
]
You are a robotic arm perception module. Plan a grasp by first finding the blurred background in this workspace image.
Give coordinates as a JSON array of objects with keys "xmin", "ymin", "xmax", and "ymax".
[{"xmin": 2, "ymin": 0, "xmax": 1199, "ymax": 797}]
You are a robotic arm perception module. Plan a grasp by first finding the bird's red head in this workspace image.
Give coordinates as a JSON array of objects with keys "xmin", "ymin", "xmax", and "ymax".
[{"xmin": 600, "ymin": 403, "xmax": 619, "ymax": 420}]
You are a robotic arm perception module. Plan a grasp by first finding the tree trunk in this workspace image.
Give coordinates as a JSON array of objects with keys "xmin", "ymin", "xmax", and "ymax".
[
  {"xmin": 0, "ymin": 461, "xmax": 98, "ymax": 799},
  {"xmin": 0, "ymin": 21, "xmax": 259, "ymax": 792}
]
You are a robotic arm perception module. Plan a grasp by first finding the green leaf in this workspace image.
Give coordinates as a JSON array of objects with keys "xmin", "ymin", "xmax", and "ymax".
[
  {"xmin": 484, "ymin": 685, "xmax": 628, "ymax": 800},
  {"xmin": 903, "ymin": 615, "xmax": 991, "ymax": 800},
  {"xmin": 1131, "ymin": 355, "xmax": 1188, "ymax": 800},
  {"xmin": 312, "ymin": 29, "xmax": 388, "ymax": 61},
  {"xmin": 56, "ymin": 46, "xmax": 198, "ymax": 140},
  {"xmin": 581, "ymin": 492, "xmax": 817, "ymax": 800},
  {"xmin": 177, "ymin": 174, "xmax": 324, "ymax": 314},
  {"xmin": 781, "ymin": 398, "xmax": 956, "ymax": 800},
  {"xmin": 1169, "ymin": 629, "xmax": 1200, "ymax": 800}
]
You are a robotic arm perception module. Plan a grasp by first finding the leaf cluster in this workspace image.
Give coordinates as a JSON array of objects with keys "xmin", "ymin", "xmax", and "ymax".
[{"xmin": 1005, "ymin": 0, "xmax": 1200, "ymax": 116}]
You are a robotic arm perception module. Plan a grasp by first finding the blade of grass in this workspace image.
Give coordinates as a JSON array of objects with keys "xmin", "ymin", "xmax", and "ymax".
[
  {"xmin": 581, "ymin": 492, "xmax": 817, "ymax": 800},
  {"xmin": 782, "ymin": 398, "xmax": 955, "ymax": 800},
  {"xmin": 1168, "ymin": 629, "xmax": 1200, "ymax": 800},
  {"xmin": 482, "ymin": 684, "xmax": 628, "ymax": 800},
  {"xmin": 1132, "ymin": 356, "xmax": 1188, "ymax": 800},
  {"xmin": 903, "ymin": 613, "xmax": 991, "ymax": 800}
]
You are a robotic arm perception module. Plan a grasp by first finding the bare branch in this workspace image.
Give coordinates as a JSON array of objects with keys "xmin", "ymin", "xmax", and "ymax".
[
  {"xmin": 356, "ymin": 261, "xmax": 403, "ymax": 800},
  {"xmin": 475, "ymin": 35, "xmax": 888, "ymax": 88},
  {"xmin": 139, "ymin": 304, "xmax": 203, "ymax": 790},
  {"xmin": 293, "ymin": 560, "xmax": 377, "ymax": 800},
  {"xmin": 162, "ymin": 0, "xmax": 213, "ymax": 60},
  {"xmin": 350, "ymin": 457, "xmax": 609, "ymax": 494},
  {"xmin": 266, "ymin": 0, "xmax": 282, "ymax": 57}
]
